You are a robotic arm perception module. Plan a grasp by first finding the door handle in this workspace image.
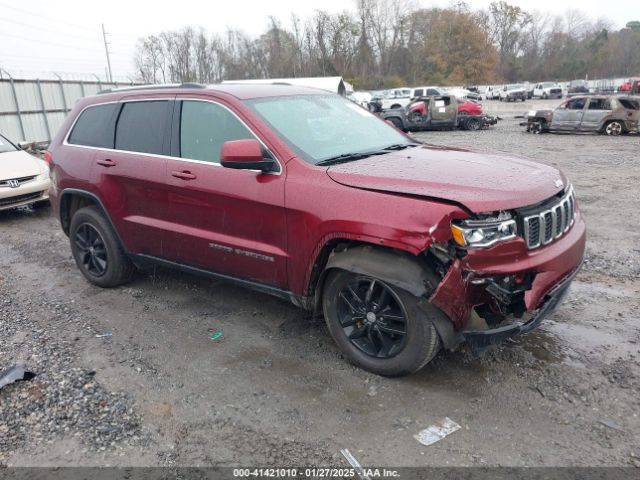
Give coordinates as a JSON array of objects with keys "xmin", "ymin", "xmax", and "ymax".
[
  {"xmin": 96, "ymin": 158, "xmax": 116, "ymax": 167},
  {"xmin": 171, "ymin": 170, "xmax": 197, "ymax": 180}
]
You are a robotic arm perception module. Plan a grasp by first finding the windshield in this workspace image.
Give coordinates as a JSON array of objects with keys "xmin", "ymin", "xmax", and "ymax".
[
  {"xmin": 246, "ymin": 94, "xmax": 414, "ymax": 165},
  {"xmin": 506, "ymin": 84, "xmax": 522, "ymax": 90},
  {"xmin": 0, "ymin": 134, "xmax": 18, "ymax": 154}
]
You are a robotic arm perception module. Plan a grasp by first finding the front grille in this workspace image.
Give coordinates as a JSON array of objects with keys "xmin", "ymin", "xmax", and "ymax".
[
  {"xmin": 0, "ymin": 192, "xmax": 42, "ymax": 207},
  {"xmin": 522, "ymin": 187, "xmax": 576, "ymax": 249},
  {"xmin": 0, "ymin": 175, "xmax": 37, "ymax": 188}
]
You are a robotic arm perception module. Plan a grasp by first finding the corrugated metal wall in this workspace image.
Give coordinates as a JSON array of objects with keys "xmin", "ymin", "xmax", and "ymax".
[{"xmin": 0, "ymin": 77, "xmax": 136, "ymax": 143}]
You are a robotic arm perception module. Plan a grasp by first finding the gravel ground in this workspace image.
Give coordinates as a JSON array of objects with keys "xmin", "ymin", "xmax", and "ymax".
[{"xmin": 1, "ymin": 99, "xmax": 639, "ymax": 468}]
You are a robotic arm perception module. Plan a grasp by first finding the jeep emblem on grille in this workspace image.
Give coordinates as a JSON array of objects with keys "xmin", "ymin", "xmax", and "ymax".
[
  {"xmin": 8, "ymin": 179, "xmax": 20, "ymax": 188},
  {"xmin": 554, "ymin": 179, "xmax": 563, "ymax": 188}
]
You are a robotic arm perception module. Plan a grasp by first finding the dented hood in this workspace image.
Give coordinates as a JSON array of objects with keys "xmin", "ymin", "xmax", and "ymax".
[{"xmin": 326, "ymin": 144, "xmax": 567, "ymax": 213}]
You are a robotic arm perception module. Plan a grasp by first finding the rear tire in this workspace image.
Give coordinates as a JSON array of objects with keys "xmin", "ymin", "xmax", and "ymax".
[
  {"xmin": 322, "ymin": 270, "xmax": 441, "ymax": 377},
  {"xmin": 69, "ymin": 206, "xmax": 136, "ymax": 288},
  {"xmin": 604, "ymin": 120, "xmax": 624, "ymax": 136}
]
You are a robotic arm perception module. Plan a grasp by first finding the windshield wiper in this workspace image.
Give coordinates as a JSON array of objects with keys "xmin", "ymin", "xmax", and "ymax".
[
  {"xmin": 316, "ymin": 143, "xmax": 420, "ymax": 166},
  {"xmin": 316, "ymin": 150, "xmax": 388, "ymax": 166},
  {"xmin": 382, "ymin": 143, "xmax": 420, "ymax": 151}
]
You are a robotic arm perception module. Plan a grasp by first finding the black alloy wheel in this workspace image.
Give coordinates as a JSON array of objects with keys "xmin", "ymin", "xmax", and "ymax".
[
  {"xmin": 336, "ymin": 277, "xmax": 408, "ymax": 359},
  {"xmin": 75, "ymin": 223, "xmax": 108, "ymax": 277},
  {"xmin": 69, "ymin": 206, "xmax": 136, "ymax": 287}
]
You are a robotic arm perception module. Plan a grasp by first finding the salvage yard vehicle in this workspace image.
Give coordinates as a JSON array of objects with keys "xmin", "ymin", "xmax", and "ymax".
[
  {"xmin": 533, "ymin": 82, "xmax": 562, "ymax": 99},
  {"xmin": 567, "ymin": 79, "xmax": 589, "ymax": 95},
  {"xmin": 618, "ymin": 78, "xmax": 640, "ymax": 92},
  {"xmin": 521, "ymin": 95, "xmax": 640, "ymax": 135},
  {"xmin": 48, "ymin": 83, "xmax": 585, "ymax": 377},
  {"xmin": 0, "ymin": 133, "xmax": 50, "ymax": 211},
  {"xmin": 383, "ymin": 95, "xmax": 497, "ymax": 131},
  {"xmin": 499, "ymin": 84, "xmax": 527, "ymax": 102},
  {"xmin": 380, "ymin": 88, "xmax": 413, "ymax": 110}
]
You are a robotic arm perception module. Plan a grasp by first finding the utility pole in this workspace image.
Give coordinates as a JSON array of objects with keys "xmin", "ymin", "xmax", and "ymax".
[{"xmin": 102, "ymin": 23, "xmax": 113, "ymax": 83}]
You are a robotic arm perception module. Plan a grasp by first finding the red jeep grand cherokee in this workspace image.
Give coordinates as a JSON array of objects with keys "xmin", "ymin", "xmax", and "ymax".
[{"xmin": 48, "ymin": 83, "xmax": 585, "ymax": 376}]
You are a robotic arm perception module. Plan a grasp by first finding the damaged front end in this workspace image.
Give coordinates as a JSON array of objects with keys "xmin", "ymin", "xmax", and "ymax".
[{"xmin": 425, "ymin": 190, "xmax": 586, "ymax": 353}]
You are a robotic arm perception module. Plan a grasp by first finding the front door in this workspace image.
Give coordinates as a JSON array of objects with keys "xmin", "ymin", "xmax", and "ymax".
[
  {"xmin": 164, "ymin": 98, "xmax": 288, "ymax": 289},
  {"xmin": 552, "ymin": 97, "xmax": 586, "ymax": 130}
]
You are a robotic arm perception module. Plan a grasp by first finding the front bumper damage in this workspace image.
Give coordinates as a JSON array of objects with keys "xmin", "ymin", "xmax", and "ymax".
[
  {"xmin": 428, "ymin": 212, "xmax": 586, "ymax": 352},
  {"xmin": 462, "ymin": 262, "xmax": 580, "ymax": 353}
]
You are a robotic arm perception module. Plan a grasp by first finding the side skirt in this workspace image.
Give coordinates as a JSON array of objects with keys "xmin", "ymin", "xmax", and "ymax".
[{"xmin": 129, "ymin": 254, "xmax": 314, "ymax": 311}]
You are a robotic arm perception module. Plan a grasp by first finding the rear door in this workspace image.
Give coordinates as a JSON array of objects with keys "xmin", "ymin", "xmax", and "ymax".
[
  {"xmin": 551, "ymin": 97, "xmax": 586, "ymax": 130},
  {"xmin": 581, "ymin": 97, "xmax": 611, "ymax": 131},
  {"xmin": 163, "ymin": 97, "xmax": 288, "ymax": 288},
  {"xmin": 89, "ymin": 97, "xmax": 173, "ymax": 257}
]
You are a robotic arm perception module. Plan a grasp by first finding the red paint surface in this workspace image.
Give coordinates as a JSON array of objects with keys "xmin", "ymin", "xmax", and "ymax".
[{"xmin": 49, "ymin": 85, "xmax": 585, "ymax": 331}]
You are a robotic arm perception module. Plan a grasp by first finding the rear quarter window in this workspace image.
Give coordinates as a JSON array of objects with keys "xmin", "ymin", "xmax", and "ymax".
[
  {"xmin": 68, "ymin": 104, "xmax": 117, "ymax": 148},
  {"xmin": 619, "ymin": 99, "xmax": 639, "ymax": 110}
]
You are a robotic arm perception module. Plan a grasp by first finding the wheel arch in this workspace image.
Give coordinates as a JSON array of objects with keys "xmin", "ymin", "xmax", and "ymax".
[
  {"xmin": 59, "ymin": 190, "xmax": 127, "ymax": 253},
  {"xmin": 311, "ymin": 243, "xmax": 460, "ymax": 349}
]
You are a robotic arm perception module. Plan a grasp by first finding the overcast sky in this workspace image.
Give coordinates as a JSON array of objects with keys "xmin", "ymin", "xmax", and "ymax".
[{"xmin": 0, "ymin": 0, "xmax": 634, "ymax": 80}]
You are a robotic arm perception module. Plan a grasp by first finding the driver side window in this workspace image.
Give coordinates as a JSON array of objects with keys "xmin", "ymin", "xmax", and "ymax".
[
  {"xmin": 567, "ymin": 98, "xmax": 586, "ymax": 110},
  {"xmin": 179, "ymin": 101, "xmax": 255, "ymax": 164}
]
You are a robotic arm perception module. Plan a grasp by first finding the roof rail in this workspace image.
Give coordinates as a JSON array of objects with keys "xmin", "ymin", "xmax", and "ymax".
[{"xmin": 97, "ymin": 82, "xmax": 207, "ymax": 94}]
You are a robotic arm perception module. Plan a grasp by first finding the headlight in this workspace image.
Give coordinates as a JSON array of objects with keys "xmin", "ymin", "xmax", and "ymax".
[
  {"xmin": 527, "ymin": 110, "xmax": 536, "ymax": 117},
  {"xmin": 38, "ymin": 163, "xmax": 50, "ymax": 180},
  {"xmin": 451, "ymin": 214, "xmax": 517, "ymax": 248}
]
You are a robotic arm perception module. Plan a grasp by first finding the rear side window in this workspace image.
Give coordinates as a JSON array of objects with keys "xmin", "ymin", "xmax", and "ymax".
[
  {"xmin": 619, "ymin": 99, "xmax": 639, "ymax": 110},
  {"xmin": 68, "ymin": 104, "xmax": 117, "ymax": 148},
  {"xmin": 115, "ymin": 101, "xmax": 169, "ymax": 155},
  {"xmin": 179, "ymin": 101, "xmax": 255, "ymax": 163},
  {"xmin": 413, "ymin": 88, "xmax": 423, "ymax": 97},
  {"xmin": 587, "ymin": 99, "xmax": 610, "ymax": 110}
]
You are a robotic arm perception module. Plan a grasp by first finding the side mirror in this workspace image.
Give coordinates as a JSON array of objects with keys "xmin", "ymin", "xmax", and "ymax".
[{"xmin": 220, "ymin": 139, "xmax": 275, "ymax": 173}]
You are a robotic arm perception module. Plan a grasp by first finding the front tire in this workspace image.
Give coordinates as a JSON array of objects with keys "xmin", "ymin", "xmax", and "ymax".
[
  {"xmin": 322, "ymin": 270, "xmax": 441, "ymax": 377},
  {"xmin": 69, "ymin": 206, "xmax": 136, "ymax": 287}
]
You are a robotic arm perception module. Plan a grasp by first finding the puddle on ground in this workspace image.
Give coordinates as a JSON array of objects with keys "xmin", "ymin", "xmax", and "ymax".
[{"xmin": 511, "ymin": 329, "xmax": 565, "ymax": 363}]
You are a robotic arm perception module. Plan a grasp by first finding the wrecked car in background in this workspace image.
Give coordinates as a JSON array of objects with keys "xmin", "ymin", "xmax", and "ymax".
[
  {"xmin": 48, "ymin": 83, "xmax": 584, "ymax": 377},
  {"xmin": 383, "ymin": 95, "xmax": 498, "ymax": 132},
  {"xmin": 0, "ymin": 133, "xmax": 51, "ymax": 210},
  {"xmin": 522, "ymin": 95, "xmax": 640, "ymax": 135}
]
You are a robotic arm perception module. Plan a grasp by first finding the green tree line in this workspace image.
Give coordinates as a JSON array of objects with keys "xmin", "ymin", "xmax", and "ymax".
[{"xmin": 134, "ymin": 0, "xmax": 640, "ymax": 89}]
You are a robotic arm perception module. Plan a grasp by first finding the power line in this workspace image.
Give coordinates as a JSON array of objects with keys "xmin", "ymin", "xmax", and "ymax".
[
  {"xmin": 0, "ymin": 31, "xmax": 105, "ymax": 53},
  {"xmin": 0, "ymin": 17, "xmax": 104, "ymax": 43},
  {"xmin": 0, "ymin": 2, "xmax": 100, "ymax": 33}
]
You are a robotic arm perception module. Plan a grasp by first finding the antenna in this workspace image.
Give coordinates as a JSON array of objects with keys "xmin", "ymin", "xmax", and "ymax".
[{"xmin": 102, "ymin": 23, "xmax": 113, "ymax": 83}]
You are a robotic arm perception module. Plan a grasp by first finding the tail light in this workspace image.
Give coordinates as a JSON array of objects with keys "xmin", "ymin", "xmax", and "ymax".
[{"xmin": 44, "ymin": 150, "xmax": 53, "ymax": 166}]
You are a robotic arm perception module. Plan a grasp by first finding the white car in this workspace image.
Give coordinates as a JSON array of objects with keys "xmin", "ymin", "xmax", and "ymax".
[
  {"xmin": 380, "ymin": 88, "xmax": 413, "ymax": 110},
  {"xmin": 485, "ymin": 85, "xmax": 501, "ymax": 100},
  {"xmin": 499, "ymin": 84, "xmax": 527, "ymax": 102},
  {"xmin": 533, "ymin": 82, "xmax": 563, "ymax": 99},
  {"xmin": 0, "ymin": 134, "xmax": 50, "ymax": 210},
  {"xmin": 411, "ymin": 86, "xmax": 447, "ymax": 97}
]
